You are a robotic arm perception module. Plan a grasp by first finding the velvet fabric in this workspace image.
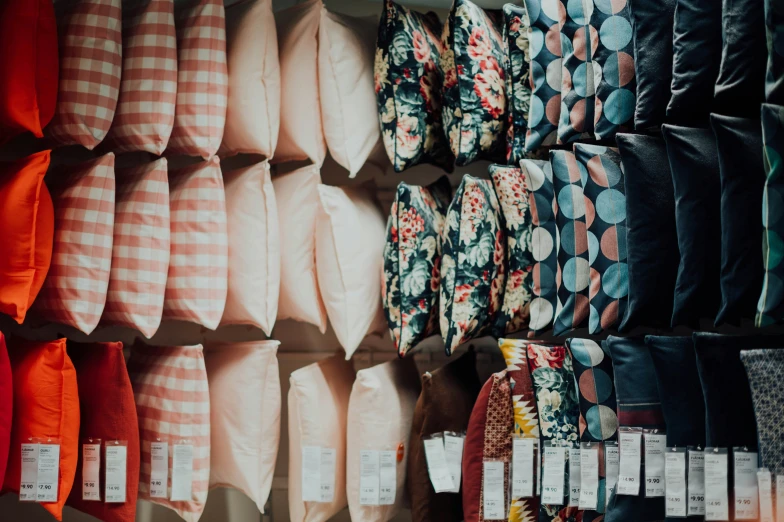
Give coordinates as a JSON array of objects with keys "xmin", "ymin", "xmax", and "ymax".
[
  {"xmin": 766, "ymin": 0, "xmax": 784, "ymax": 104},
  {"xmin": 0, "ymin": 334, "xmax": 11, "ymax": 488}
]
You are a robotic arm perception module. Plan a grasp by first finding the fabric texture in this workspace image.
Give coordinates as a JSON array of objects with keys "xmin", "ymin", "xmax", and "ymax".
[
  {"xmin": 766, "ymin": 0, "xmax": 784, "ymax": 104},
  {"xmin": 0, "ymin": 335, "xmax": 11, "ymax": 495},
  {"xmin": 558, "ymin": 0, "xmax": 594, "ymax": 144},
  {"xmin": 101, "ymin": 158, "xmax": 170, "ymax": 338},
  {"xmin": 220, "ymin": 161, "xmax": 279, "ymax": 336},
  {"xmin": 34, "ymin": 154, "xmax": 115, "ymax": 335},
  {"xmin": 503, "ymin": 4, "xmax": 532, "ymax": 165},
  {"xmin": 128, "ymin": 343, "xmax": 210, "ymax": 522},
  {"xmin": 740, "ymin": 348, "xmax": 784, "ymax": 474},
  {"xmin": 204, "ymin": 340, "xmax": 280, "ymax": 515}
]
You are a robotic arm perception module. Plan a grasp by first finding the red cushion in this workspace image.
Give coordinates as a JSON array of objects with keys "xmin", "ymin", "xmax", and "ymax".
[{"xmin": 0, "ymin": 333, "xmax": 12, "ymax": 485}]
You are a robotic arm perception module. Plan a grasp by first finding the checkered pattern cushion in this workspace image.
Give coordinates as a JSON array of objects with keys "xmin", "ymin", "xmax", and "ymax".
[
  {"xmin": 163, "ymin": 157, "xmax": 228, "ymax": 329},
  {"xmin": 33, "ymin": 154, "xmax": 116, "ymax": 335},
  {"xmin": 165, "ymin": 0, "xmax": 228, "ymax": 159},
  {"xmin": 103, "ymin": 0, "xmax": 178, "ymax": 155},
  {"xmin": 128, "ymin": 343, "xmax": 210, "ymax": 522},
  {"xmin": 46, "ymin": 0, "xmax": 122, "ymax": 149},
  {"xmin": 100, "ymin": 158, "xmax": 170, "ymax": 338}
]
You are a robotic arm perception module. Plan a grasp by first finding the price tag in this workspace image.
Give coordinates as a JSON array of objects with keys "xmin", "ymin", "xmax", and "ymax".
[
  {"xmin": 618, "ymin": 430, "xmax": 642, "ymax": 496},
  {"xmin": 105, "ymin": 443, "xmax": 127, "ymax": 503},
  {"xmin": 359, "ymin": 450, "xmax": 380, "ymax": 506},
  {"xmin": 150, "ymin": 442, "xmax": 168, "ymax": 498},
  {"xmin": 757, "ymin": 469, "xmax": 773, "ymax": 522},
  {"xmin": 688, "ymin": 449, "xmax": 705, "ymax": 516},
  {"xmin": 379, "ymin": 450, "xmax": 396, "ymax": 505},
  {"xmin": 775, "ymin": 475, "xmax": 784, "ymax": 522},
  {"xmin": 37, "ymin": 443, "xmax": 60, "ymax": 502},
  {"xmin": 568, "ymin": 448, "xmax": 581, "ymax": 507},
  {"xmin": 483, "ymin": 461, "xmax": 505, "ymax": 520},
  {"xmin": 512, "ymin": 438, "xmax": 534, "ymax": 498},
  {"xmin": 579, "ymin": 446, "xmax": 599, "ymax": 510},
  {"xmin": 705, "ymin": 450, "xmax": 729, "ymax": 521},
  {"xmin": 542, "ymin": 445, "xmax": 565, "ymax": 505},
  {"xmin": 423, "ymin": 436, "xmax": 455, "ymax": 493},
  {"xmin": 319, "ymin": 448, "xmax": 337, "ymax": 502},
  {"xmin": 605, "ymin": 443, "xmax": 620, "ymax": 508},
  {"xmin": 665, "ymin": 450, "xmax": 687, "ymax": 517},
  {"xmin": 170, "ymin": 443, "xmax": 193, "ymax": 502},
  {"xmin": 536, "ymin": 441, "xmax": 542, "ymax": 497},
  {"xmin": 82, "ymin": 443, "xmax": 101, "ymax": 501},
  {"xmin": 20, "ymin": 442, "xmax": 39, "ymax": 502},
  {"xmin": 644, "ymin": 433, "xmax": 666, "ymax": 497},
  {"xmin": 734, "ymin": 450, "xmax": 759, "ymax": 520},
  {"xmin": 443, "ymin": 434, "xmax": 464, "ymax": 494}
]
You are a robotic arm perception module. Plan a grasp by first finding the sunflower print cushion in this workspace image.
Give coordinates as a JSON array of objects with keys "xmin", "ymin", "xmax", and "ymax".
[
  {"xmin": 439, "ymin": 175, "xmax": 505, "ymax": 355},
  {"xmin": 441, "ymin": 0, "xmax": 508, "ymax": 166},
  {"xmin": 375, "ymin": 0, "xmax": 454, "ymax": 172},
  {"xmin": 503, "ymin": 4, "xmax": 533, "ymax": 165},
  {"xmin": 558, "ymin": 0, "xmax": 595, "ymax": 145}
]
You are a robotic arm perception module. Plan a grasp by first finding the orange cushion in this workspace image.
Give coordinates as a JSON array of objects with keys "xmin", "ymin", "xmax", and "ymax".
[
  {"xmin": 0, "ymin": 0, "xmax": 58, "ymax": 142},
  {"xmin": 0, "ymin": 151, "xmax": 55, "ymax": 324},
  {"xmin": 3, "ymin": 338, "xmax": 80, "ymax": 521}
]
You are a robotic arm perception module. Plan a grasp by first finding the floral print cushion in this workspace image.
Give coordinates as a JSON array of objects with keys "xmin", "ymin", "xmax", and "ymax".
[
  {"xmin": 439, "ymin": 175, "xmax": 505, "ymax": 355},
  {"xmin": 383, "ymin": 177, "xmax": 452, "ymax": 357},
  {"xmin": 441, "ymin": 0, "xmax": 508, "ymax": 166},
  {"xmin": 558, "ymin": 0, "xmax": 595, "ymax": 145},
  {"xmin": 375, "ymin": 0, "xmax": 453, "ymax": 173},
  {"xmin": 503, "ymin": 4, "xmax": 532, "ymax": 165}
]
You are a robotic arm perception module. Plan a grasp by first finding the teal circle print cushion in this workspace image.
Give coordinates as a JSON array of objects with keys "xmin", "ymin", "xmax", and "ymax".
[
  {"xmin": 557, "ymin": 0, "xmax": 595, "ymax": 145},
  {"xmin": 503, "ymin": 4, "xmax": 532, "ymax": 165},
  {"xmin": 375, "ymin": 0, "xmax": 454, "ymax": 173},
  {"xmin": 382, "ymin": 177, "xmax": 452, "ymax": 357},
  {"xmin": 439, "ymin": 175, "xmax": 504, "ymax": 355},
  {"xmin": 441, "ymin": 0, "xmax": 508, "ymax": 166},
  {"xmin": 765, "ymin": 0, "xmax": 784, "ymax": 104},
  {"xmin": 574, "ymin": 144, "xmax": 627, "ymax": 334}
]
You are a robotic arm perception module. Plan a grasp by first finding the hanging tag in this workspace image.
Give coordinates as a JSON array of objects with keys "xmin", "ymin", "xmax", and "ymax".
[
  {"xmin": 379, "ymin": 450, "xmax": 396, "ymax": 506},
  {"xmin": 20, "ymin": 440, "xmax": 40, "ymax": 502},
  {"xmin": 301, "ymin": 446, "xmax": 322, "ymax": 502},
  {"xmin": 542, "ymin": 444, "xmax": 566, "ymax": 505},
  {"xmin": 579, "ymin": 444, "xmax": 599, "ymax": 511},
  {"xmin": 568, "ymin": 447, "xmax": 581, "ymax": 507},
  {"xmin": 105, "ymin": 441, "xmax": 127, "ymax": 503},
  {"xmin": 605, "ymin": 442, "xmax": 620, "ymax": 508},
  {"xmin": 512, "ymin": 438, "xmax": 534, "ymax": 499},
  {"xmin": 665, "ymin": 448, "xmax": 687, "ymax": 517},
  {"xmin": 483, "ymin": 461, "xmax": 506, "ymax": 520},
  {"xmin": 170, "ymin": 442, "xmax": 194, "ymax": 502},
  {"xmin": 758, "ymin": 469, "xmax": 773, "ymax": 522},
  {"xmin": 319, "ymin": 447, "xmax": 337, "ymax": 502},
  {"xmin": 150, "ymin": 441, "xmax": 169, "ymax": 498},
  {"xmin": 688, "ymin": 448, "xmax": 705, "ymax": 516},
  {"xmin": 618, "ymin": 428, "xmax": 642, "ymax": 496},
  {"xmin": 775, "ymin": 475, "xmax": 784, "ymax": 522},
  {"xmin": 443, "ymin": 432, "xmax": 465, "ymax": 494},
  {"xmin": 733, "ymin": 449, "xmax": 759, "ymax": 520},
  {"xmin": 644, "ymin": 431, "xmax": 666, "ymax": 497},
  {"xmin": 423, "ymin": 435, "xmax": 455, "ymax": 493},
  {"xmin": 82, "ymin": 440, "xmax": 101, "ymax": 501},
  {"xmin": 705, "ymin": 448, "xmax": 730, "ymax": 521},
  {"xmin": 37, "ymin": 440, "xmax": 60, "ymax": 503},
  {"xmin": 359, "ymin": 450, "xmax": 380, "ymax": 506},
  {"xmin": 536, "ymin": 440, "xmax": 542, "ymax": 497}
]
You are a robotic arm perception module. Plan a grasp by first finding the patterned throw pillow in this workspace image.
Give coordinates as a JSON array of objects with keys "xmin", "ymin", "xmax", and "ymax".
[
  {"xmin": 439, "ymin": 175, "xmax": 504, "ymax": 355},
  {"xmin": 383, "ymin": 177, "xmax": 451, "ymax": 357},
  {"xmin": 375, "ymin": 0, "xmax": 452, "ymax": 172},
  {"xmin": 740, "ymin": 348, "xmax": 784, "ymax": 474},
  {"xmin": 766, "ymin": 0, "xmax": 784, "ymax": 104},
  {"xmin": 441, "ymin": 0, "xmax": 507, "ymax": 166},
  {"xmin": 558, "ymin": 0, "xmax": 594, "ymax": 144},
  {"xmin": 502, "ymin": 4, "xmax": 532, "ymax": 164}
]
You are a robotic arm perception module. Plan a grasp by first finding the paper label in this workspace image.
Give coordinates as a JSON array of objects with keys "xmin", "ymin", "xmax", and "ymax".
[
  {"xmin": 170, "ymin": 444, "xmax": 193, "ymax": 502},
  {"xmin": 775, "ymin": 475, "xmax": 784, "ymax": 522},
  {"xmin": 758, "ymin": 470, "xmax": 773, "ymax": 522},
  {"xmin": 483, "ymin": 461, "xmax": 505, "ymax": 520},
  {"xmin": 149, "ymin": 442, "xmax": 168, "ymax": 498},
  {"xmin": 37, "ymin": 444, "xmax": 60, "ymax": 502},
  {"xmin": 379, "ymin": 451, "xmax": 396, "ymax": 505},
  {"xmin": 423, "ymin": 437, "xmax": 455, "ymax": 493},
  {"xmin": 569, "ymin": 448, "xmax": 581, "ymax": 507},
  {"xmin": 542, "ymin": 445, "xmax": 565, "ymax": 505},
  {"xmin": 734, "ymin": 451, "xmax": 759, "ymax": 520},
  {"xmin": 444, "ymin": 434, "xmax": 464, "ymax": 494},
  {"xmin": 360, "ymin": 450, "xmax": 380, "ymax": 506},
  {"xmin": 20, "ymin": 443, "xmax": 39, "ymax": 502},
  {"xmin": 644, "ymin": 433, "xmax": 666, "ymax": 497},
  {"xmin": 82, "ymin": 443, "xmax": 101, "ymax": 501},
  {"xmin": 605, "ymin": 445, "xmax": 620, "ymax": 508},
  {"xmin": 319, "ymin": 448, "xmax": 336, "ymax": 502},
  {"xmin": 536, "ymin": 441, "xmax": 542, "ymax": 497},
  {"xmin": 705, "ymin": 451, "xmax": 729, "ymax": 521},
  {"xmin": 512, "ymin": 438, "xmax": 535, "ymax": 499},
  {"xmin": 688, "ymin": 449, "xmax": 706, "ymax": 516},
  {"xmin": 618, "ymin": 431, "xmax": 642, "ymax": 496},
  {"xmin": 105, "ymin": 445, "xmax": 127, "ymax": 503},
  {"xmin": 579, "ymin": 447, "xmax": 599, "ymax": 511},
  {"xmin": 665, "ymin": 451, "xmax": 687, "ymax": 517}
]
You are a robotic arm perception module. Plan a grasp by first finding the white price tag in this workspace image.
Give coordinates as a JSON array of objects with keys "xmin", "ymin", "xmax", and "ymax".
[
  {"xmin": 512, "ymin": 438, "xmax": 534, "ymax": 498},
  {"xmin": 579, "ymin": 447, "xmax": 599, "ymax": 511},
  {"xmin": 536, "ymin": 441, "xmax": 542, "ymax": 497},
  {"xmin": 20, "ymin": 443, "xmax": 39, "ymax": 502},
  {"xmin": 443, "ymin": 434, "xmax": 464, "ymax": 494},
  {"xmin": 758, "ymin": 469, "xmax": 774, "ymax": 522},
  {"xmin": 542, "ymin": 445, "xmax": 565, "ymax": 505},
  {"xmin": 605, "ymin": 444, "xmax": 620, "ymax": 508},
  {"xmin": 170, "ymin": 444, "xmax": 194, "ymax": 502},
  {"xmin": 423, "ymin": 437, "xmax": 455, "ymax": 493},
  {"xmin": 688, "ymin": 449, "xmax": 706, "ymax": 516},
  {"xmin": 618, "ymin": 431, "xmax": 642, "ymax": 496},
  {"xmin": 776, "ymin": 475, "xmax": 784, "ymax": 522},
  {"xmin": 705, "ymin": 451, "xmax": 729, "ymax": 521},
  {"xmin": 36, "ymin": 443, "xmax": 60, "ymax": 502},
  {"xmin": 319, "ymin": 448, "xmax": 337, "ymax": 502},
  {"xmin": 483, "ymin": 461, "xmax": 505, "ymax": 520},
  {"xmin": 105, "ymin": 444, "xmax": 127, "ymax": 503},
  {"xmin": 734, "ymin": 451, "xmax": 759, "ymax": 520},
  {"xmin": 82, "ymin": 443, "xmax": 101, "ymax": 501},
  {"xmin": 665, "ymin": 451, "xmax": 687, "ymax": 517},
  {"xmin": 379, "ymin": 451, "xmax": 396, "ymax": 505},
  {"xmin": 149, "ymin": 442, "xmax": 168, "ymax": 498},
  {"xmin": 359, "ymin": 450, "xmax": 380, "ymax": 506},
  {"xmin": 568, "ymin": 448, "xmax": 581, "ymax": 507},
  {"xmin": 301, "ymin": 446, "xmax": 321, "ymax": 502},
  {"xmin": 644, "ymin": 433, "xmax": 666, "ymax": 497}
]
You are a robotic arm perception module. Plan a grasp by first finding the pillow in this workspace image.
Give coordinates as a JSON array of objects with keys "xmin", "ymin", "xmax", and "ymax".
[
  {"xmin": 220, "ymin": 0, "xmax": 280, "ymax": 159},
  {"xmin": 102, "ymin": 0, "xmax": 178, "ymax": 155},
  {"xmin": 439, "ymin": 175, "xmax": 504, "ymax": 355},
  {"xmin": 766, "ymin": 0, "xmax": 784, "ymax": 104},
  {"xmin": 711, "ymin": 114, "xmax": 766, "ymax": 326},
  {"xmin": 558, "ymin": 0, "xmax": 595, "ymax": 144},
  {"xmin": 66, "ymin": 342, "xmax": 140, "ymax": 522},
  {"xmin": 166, "ymin": 0, "xmax": 228, "ymax": 159},
  {"xmin": 273, "ymin": 165, "xmax": 327, "ymax": 332},
  {"xmin": 522, "ymin": 159, "xmax": 559, "ymax": 335},
  {"xmin": 127, "ymin": 343, "xmax": 210, "ymax": 522},
  {"xmin": 46, "ymin": 0, "xmax": 122, "ymax": 149},
  {"xmin": 288, "ymin": 354, "xmax": 355, "ymax": 522},
  {"xmin": 34, "ymin": 154, "xmax": 115, "ymax": 335},
  {"xmin": 550, "ymin": 149, "xmax": 589, "ymax": 335},
  {"xmin": 441, "ymin": 0, "xmax": 507, "ymax": 166},
  {"xmin": 0, "ymin": 0, "xmax": 58, "ymax": 142},
  {"xmin": 0, "ymin": 334, "xmax": 11, "ymax": 490},
  {"xmin": 382, "ymin": 177, "xmax": 451, "ymax": 357},
  {"xmin": 573, "ymin": 144, "xmax": 628, "ymax": 334},
  {"xmin": 502, "ymin": 4, "xmax": 532, "ymax": 165},
  {"xmin": 162, "ymin": 157, "xmax": 228, "ymax": 330},
  {"xmin": 319, "ymin": 9, "xmax": 380, "ymax": 177},
  {"xmin": 220, "ymin": 161, "xmax": 279, "ymax": 335},
  {"xmin": 0, "ymin": 150, "xmax": 54, "ymax": 324},
  {"xmin": 274, "ymin": 0, "xmax": 325, "ymax": 165},
  {"xmin": 3, "ymin": 338, "xmax": 79, "ymax": 522},
  {"xmin": 615, "ymin": 133, "xmax": 678, "ymax": 331},
  {"xmin": 347, "ymin": 358, "xmax": 421, "ymax": 522},
  {"xmin": 316, "ymin": 184, "xmax": 386, "ymax": 358},
  {"xmin": 407, "ymin": 351, "xmax": 481, "ymax": 522},
  {"xmin": 662, "ymin": 125, "xmax": 722, "ymax": 328},
  {"xmin": 204, "ymin": 340, "xmax": 280, "ymax": 515},
  {"xmin": 490, "ymin": 164, "xmax": 534, "ymax": 335},
  {"xmin": 100, "ymin": 158, "xmax": 170, "ymax": 339},
  {"xmin": 740, "ymin": 349, "xmax": 784, "ymax": 474},
  {"xmin": 523, "ymin": 0, "xmax": 563, "ymax": 152},
  {"xmin": 375, "ymin": 0, "xmax": 453, "ymax": 173}
]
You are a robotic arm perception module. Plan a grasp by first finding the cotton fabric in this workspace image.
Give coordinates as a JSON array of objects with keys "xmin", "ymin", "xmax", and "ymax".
[
  {"xmin": 0, "ymin": 334, "xmax": 12, "ymax": 492},
  {"xmin": 558, "ymin": 0, "xmax": 594, "ymax": 144},
  {"xmin": 740, "ymin": 349, "xmax": 784, "ymax": 474}
]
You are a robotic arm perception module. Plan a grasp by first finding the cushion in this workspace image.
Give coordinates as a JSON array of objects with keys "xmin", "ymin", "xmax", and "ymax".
[
  {"xmin": 439, "ymin": 175, "xmax": 504, "ymax": 355},
  {"xmin": 162, "ymin": 157, "xmax": 228, "ymax": 330},
  {"xmin": 502, "ymin": 4, "xmax": 532, "ymax": 165},
  {"xmin": 319, "ymin": 9, "xmax": 380, "ymax": 177},
  {"xmin": 46, "ymin": 0, "xmax": 122, "ymax": 149},
  {"xmin": 220, "ymin": 0, "xmax": 280, "ymax": 159},
  {"xmin": 573, "ymin": 144, "xmax": 628, "ymax": 334},
  {"xmin": 375, "ymin": 0, "xmax": 453, "ymax": 173},
  {"xmin": 615, "ymin": 133, "xmax": 678, "ymax": 331},
  {"xmin": 274, "ymin": 0, "xmax": 325, "ymax": 166},
  {"xmin": 0, "ymin": 0, "xmax": 58, "ymax": 142},
  {"xmin": 166, "ymin": 0, "xmax": 228, "ymax": 159},
  {"xmin": 3, "ymin": 338, "xmax": 79, "ymax": 522},
  {"xmin": 382, "ymin": 177, "xmax": 451, "ymax": 357},
  {"xmin": 662, "ymin": 125, "xmax": 722, "ymax": 328},
  {"xmin": 34, "ymin": 154, "xmax": 116, "ymax": 335},
  {"xmin": 127, "ymin": 343, "xmax": 210, "ymax": 522},
  {"xmin": 347, "ymin": 358, "xmax": 421, "ymax": 522},
  {"xmin": 558, "ymin": 0, "xmax": 595, "ymax": 144},
  {"xmin": 441, "ymin": 0, "xmax": 507, "ymax": 166},
  {"xmin": 100, "ymin": 158, "xmax": 170, "ymax": 338},
  {"xmin": 522, "ymin": 159, "xmax": 559, "ymax": 334},
  {"xmin": 550, "ymin": 149, "xmax": 590, "ymax": 335},
  {"xmin": 523, "ymin": 0, "xmax": 564, "ymax": 152},
  {"xmin": 0, "ymin": 150, "xmax": 54, "ymax": 324},
  {"xmin": 665, "ymin": 0, "xmax": 723, "ymax": 125},
  {"xmin": 462, "ymin": 370, "xmax": 513, "ymax": 522},
  {"xmin": 766, "ymin": 0, "xmax": 784, "ymax": 104},
  {"xmin": 273, "ymin": 165, "xmax": 327, "ymax": 332},
  {"xmin": 316, "ymin": 184, "xmax": 386, "ymax": 358},
  {"xmin": 66, "ymin": 342, "xmax": 140, "ymax": 522},
  {"xmin": 740, "ymin": 348, "xmax": 784, "ymax": 474},
  {"xmin": 0, "ymin": 334, "xmax": 12, "ymax": 490},
  {"xmin": 711, "ymin": 114, "xmax": 766, "ymax": 326},
  {"xmin": 288, "ymin": 354, "xmax": 355, "ymax": 522},
  {"xmin": 102, "ymin": 0, "xmax": 178, "ymax": 155},
  {"xmin": 407, "ymin": 351, "xmax": 481, "ymax": 522},
  {"xmin": 204, "ymin": 340, "xmax": 280, "ymax": 514},
  {"xmin": 220, "ymin": 161, "xmax": 279, "ymax": 335}
]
